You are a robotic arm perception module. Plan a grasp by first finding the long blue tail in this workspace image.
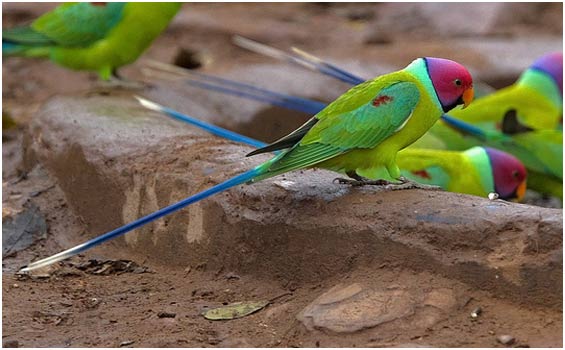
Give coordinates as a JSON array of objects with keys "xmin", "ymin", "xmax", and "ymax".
[
  {"xmin": 233, "ymin": 36, "xmax": 365, "ymax": 85},
  {"xmin": 184, "ymin": 77, "xmax": 326, "ymax": 115},
  {"xmin": 20, "ymin": 168, "xmax": 262, "ymax": 272},
  {"xmin": 135, "ymin": 96, "xmax": 268, "ymax": 149}
]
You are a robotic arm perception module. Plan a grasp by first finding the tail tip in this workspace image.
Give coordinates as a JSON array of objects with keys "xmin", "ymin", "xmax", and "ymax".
[{"xmin": 134, "ymin": 95, "xmax": 162, "ymax": 112}]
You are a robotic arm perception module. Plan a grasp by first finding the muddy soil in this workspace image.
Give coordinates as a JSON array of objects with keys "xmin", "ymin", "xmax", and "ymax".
[{"xmin": 2, "ymin": 3, "xmax": 563, "ymax": 348}]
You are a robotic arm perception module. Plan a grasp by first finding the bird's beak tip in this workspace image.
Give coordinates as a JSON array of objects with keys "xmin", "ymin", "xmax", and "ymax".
[
  {"xmin": 462, "ymin": 87, "xmax": 474, "ymax": 109},
  {"xmin": 516, "ymin": 180, "xmax": 527, "ymax": 202}
]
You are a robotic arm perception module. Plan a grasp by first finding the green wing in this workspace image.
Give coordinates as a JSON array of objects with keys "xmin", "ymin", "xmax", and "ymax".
[
  {"xmin": 29, "ymin": 2, "xmax": 126, "ymax": 47},
  {"xmin": 262, "ymin": 81, "xmax": 421, "ymax": 175}
]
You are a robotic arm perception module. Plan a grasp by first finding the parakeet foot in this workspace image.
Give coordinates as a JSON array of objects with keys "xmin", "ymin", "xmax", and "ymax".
[
  {"xmin": 95, "ymin": 77, "xmax": 149, "ymax": 91},
  {"xmin": 334, "ymin": 171, "xmax": 393, "ymax": 187},
  {"xmin": 333, "ymin": 177, "xmax": 393, "ymax": 187},
  {"xmin": 384, "ymin": 176, "xmax": 442, "ymax": 191}
]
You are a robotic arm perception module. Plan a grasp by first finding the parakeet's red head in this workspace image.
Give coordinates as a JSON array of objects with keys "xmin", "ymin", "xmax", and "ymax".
[
  {"xmin": 425, "ymin": 57, "xmax": 474, "ymax": 112},
  {"xmin": 484, "ymin": 147, "xmax": 527, "ymax": 201},
  {"xmin": 529, "ymin": 52, "xmax": 563, "ymax": 96}
]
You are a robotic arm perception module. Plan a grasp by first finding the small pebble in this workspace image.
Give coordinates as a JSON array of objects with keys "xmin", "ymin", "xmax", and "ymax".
[
  {"xmin": 119, "ymin": 340, "xmax": 135, "ymax": 347},
  {"xmin": 488, "ymin": 192, "xmax": 499, "ymax": 200},
  {"xmin": 497, "ymin": 335, "xmax": 516, "ymax": 345},
  {"xmin": 470, "ymin": 306, "xmax": 482, "ymax": 318},
  {"xmin": 157, "ymin": 311, "xmax": 176, "ymax": 318}
]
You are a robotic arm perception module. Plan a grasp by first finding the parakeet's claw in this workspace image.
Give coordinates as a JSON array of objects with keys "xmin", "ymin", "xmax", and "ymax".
[
  {"xmin": 95, "ymin": 76, "xmax": 150, "ymax": 91},
  {"xmin": 383, "ymin": 176, "xmax": 442, "ymax": 191},
  {"xmin": 333, "ymin": 177, "xmax": 392, "ymax": 187}
]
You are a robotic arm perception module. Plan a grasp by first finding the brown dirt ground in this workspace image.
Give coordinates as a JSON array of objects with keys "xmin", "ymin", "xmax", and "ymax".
[{"xmin": 2, "ymin": 3, "xmax": 563, "ymax": 348}]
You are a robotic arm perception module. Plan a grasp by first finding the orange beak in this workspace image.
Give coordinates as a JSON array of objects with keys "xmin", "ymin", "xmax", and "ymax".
[
  {"xmin": 462, "ymin": 87, "xmax": 474, "ymax": 109},
  {"xmin": 514, "ymin": 180, "xmax": 527, "ymax": 202}
]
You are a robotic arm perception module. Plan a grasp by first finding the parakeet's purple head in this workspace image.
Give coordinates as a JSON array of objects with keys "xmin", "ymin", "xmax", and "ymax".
[
  {"xmin": 529, "ymin": 52, "xmax": 563, "ymax": 96},
  {"xmin": 485, "ymin": 147, "xmax": 527, "ymax": 201},
  {"xmin": 425, "ymin": 57, "xmax": 474, "ymax": 113}
]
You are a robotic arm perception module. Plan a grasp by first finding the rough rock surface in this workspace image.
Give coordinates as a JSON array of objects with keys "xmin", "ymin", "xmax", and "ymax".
[
  {"xmin": 28, "ymin": 94, "xmax": 563, "ymax": 308},
  {"xmin": 297, "ymin": 283, "xmax": 460, "ymax": 333}
]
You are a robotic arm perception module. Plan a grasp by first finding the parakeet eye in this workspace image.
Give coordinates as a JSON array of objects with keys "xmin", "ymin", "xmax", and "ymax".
[
  {"xmin": 454, "ymin": 79, "xmax": 462, "ymax": 86},
  {"xmin": 512, "ymin": 170, "xmax": 520, "ymax": 178}
]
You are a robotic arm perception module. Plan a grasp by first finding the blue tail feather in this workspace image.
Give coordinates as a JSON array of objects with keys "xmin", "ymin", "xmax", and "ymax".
[
  {"xmin": 184, "ymin": 74, "xmax": 326, "ymax": 115},
  {"xmin": 313, "ymin": 60, "xmax": 365, "ymax": 85},
  {"xmin": 20, "ymin": 168, "xmax": 262, "ymax": 272},
  {"xmin": 441, "ymin": 114, "xmax": 488, "ymax": 140},
  {"xmin": 2, "ymin": 41, "xmax": 23, "ymax": 55},
  {"xmin": 157, "ymin": 102, "xmax": 269, "ymax": 149},
  {"xmin": 232, "ymin": 36, "xmax": 365, "ymax": 85}
]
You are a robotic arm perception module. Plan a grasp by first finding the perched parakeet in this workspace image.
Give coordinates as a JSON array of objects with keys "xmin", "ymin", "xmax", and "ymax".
[
  {"xmin": 21, "ymin": 56, "xmax": 474, "ymax": 271},
  {"xmin": 137, "ymin": 97, "xmax": 527, "ymax": 201},
  {"xmin": 395, "ymin": 147, "xmax": 526, "ymax": 200},
  {"xmin": 3, "ymin": 2, "xmax": 181, "ymax": 80}
]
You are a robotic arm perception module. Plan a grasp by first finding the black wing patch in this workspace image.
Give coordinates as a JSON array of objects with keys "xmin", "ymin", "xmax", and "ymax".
[
  {"xmin": 501, "ymin": 109, "xmax": 533, "ymax": 135},
  {"xmin": 247, "ymin": 117, "xmax": 319, "ymax": 156}
]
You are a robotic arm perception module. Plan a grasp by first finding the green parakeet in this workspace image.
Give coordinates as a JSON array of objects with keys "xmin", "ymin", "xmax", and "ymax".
[
  {"xmin": 136, "ymin": 96, "xmax": 528, "ymax": 202},
  {"xmin": 3, "ymin": 2, "xmax": 181, "ymax": 80},
  {"xmin": 21, "ymin": 56, "xmax": 475, "ymax": 271},
  {"xmin": 393, "ymin": 147, "xmax": 526, "ymax": 200}
]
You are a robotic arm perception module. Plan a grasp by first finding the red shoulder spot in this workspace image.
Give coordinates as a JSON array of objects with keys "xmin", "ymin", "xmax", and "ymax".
[
  {"xmin": 411, "ymin": 169, "xmax": 432, "ymax": 180},
  {"xmin": 91, "ymin": 2, "xmax": 107, "ymax": 6},
  {"xmin": 372, "ymin": 95, "xmax": 393, "ymax": 107}
]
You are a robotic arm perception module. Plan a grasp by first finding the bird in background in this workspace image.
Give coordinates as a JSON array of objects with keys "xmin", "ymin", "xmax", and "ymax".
[
  {"xmin": 21, "ymin": 56, "xmax": 474, "ymax": 272},
  {"xmin": 206, "ymin": 38, "xmax": 561, "ymax": 198},
  {"xmin": 139, "ymin": 60, "xmax": 527, "ymax": 201},
  {"xmin": 3, "ymin": 2, "xmax": 181, "ymax": 81},
  {"xmin": 446, "ymin": 52, "xmax": 562, "ymax": 133}
]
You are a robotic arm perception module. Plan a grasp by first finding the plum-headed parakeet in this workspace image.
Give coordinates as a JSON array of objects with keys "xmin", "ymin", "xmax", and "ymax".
[
  {"xmin": 136, "ymin": 97, "xmax": 527, "ymax": 202},
  {"xmin": 21, "ymin": 56, "xmax": 474, "ymax": 271},
  {"xmin": 3, "ymin": 2, "xmax": 181, "ymax": 80},
  {"xmin": 395, "ymin": 147, "xmax": 526, "ymax": 201}
]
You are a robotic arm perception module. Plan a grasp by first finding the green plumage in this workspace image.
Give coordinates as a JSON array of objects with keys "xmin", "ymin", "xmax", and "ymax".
[
  {"xmin": 414, "ymin": 121, "xmax": 563, "ymax": 198},
  {"xmin": 395, "ymin": 147, "xmax": 495, "ymax": 197},
  {"xmin": 250, "ymin": 58, "xmax": 443, "ymax": 183},
  {"xmin": 3, "ymin": 2, "xmax": 181, "ymax": 80}
]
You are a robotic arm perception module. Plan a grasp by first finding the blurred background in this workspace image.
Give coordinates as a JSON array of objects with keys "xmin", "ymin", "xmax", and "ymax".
[{"xmin": 3, "ymin": 2, "xmax": 562, "ymax": 119}]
